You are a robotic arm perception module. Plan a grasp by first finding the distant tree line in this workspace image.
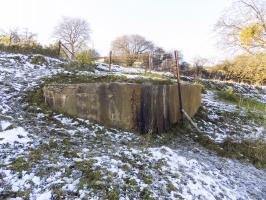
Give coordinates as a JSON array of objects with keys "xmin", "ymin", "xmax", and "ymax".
[
  {"xmin": 110, "ymin": 34, "xmax": 187, "ymax": 72},
  {"xmin": 0, "ymin": 17, "xmax": 97, "ymax": 62},
  {"xmin": 0, "ymin": 17, "xmax": 188, "ymax": 73},
  {"xmin": 0, "ymin": 28, "xmax": 60, "ymax": 57},
  {"xmin": 208, "ymin": 53, "xmax": 266, "ymax": 85}
]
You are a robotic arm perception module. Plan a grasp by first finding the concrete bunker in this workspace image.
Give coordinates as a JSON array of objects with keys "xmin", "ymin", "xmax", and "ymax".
[{"xmin": 43, "ymin": 81, "xmax": 201, "ymax": 134}]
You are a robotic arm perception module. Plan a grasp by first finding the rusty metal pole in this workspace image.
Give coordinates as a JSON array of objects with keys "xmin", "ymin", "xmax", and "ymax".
[
  {"xmin": 148, "ymin": 52, "xmax": 152, "ymax": 72},
  {"xmin": 109, "ymin": 51, "xmax": 112, "ymax": 72},
  {"xmin": 174, "ymin": 50, "xmax": 184, "ymax": 125},
  {"xmin": 58, "ymin": 40, "xmax": 61, "ymax": 57},
  {"xmin": 145, "ymin": 52, "xmax": 149, "ymax": 74},
  {"xmin": 150, "ymin": 52, "xmax": 153, "ymax": 72}
]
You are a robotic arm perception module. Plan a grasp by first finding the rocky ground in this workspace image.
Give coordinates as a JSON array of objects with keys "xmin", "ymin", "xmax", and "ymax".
[{"xmin": 0, "ymin": 53, "xmax": 266, "ymax": 200}]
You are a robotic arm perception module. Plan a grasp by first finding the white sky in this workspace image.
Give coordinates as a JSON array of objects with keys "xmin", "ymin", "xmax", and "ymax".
[{"xmin": 0, "ymin": 0, "xmax": 234, "ymax": 63}]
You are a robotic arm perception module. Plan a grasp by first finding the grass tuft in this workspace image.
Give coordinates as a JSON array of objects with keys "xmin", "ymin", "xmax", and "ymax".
[
  {"xmin": 10, "ymin": 157, "xmax": 30, "ymax": 172},
  {"xmin": 217, "ymin": 88, "xmax": 266, "ymax": 112}
]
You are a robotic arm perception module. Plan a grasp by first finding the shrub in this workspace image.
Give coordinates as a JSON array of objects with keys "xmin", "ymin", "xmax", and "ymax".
[
  {"xmin": 64, "ymin": 51, "xmax": 96, "ymax": 72},
  {"xmin": 64, "ymin": 61, "xmax": 96, "ymax": 72},
  {"xmin": 76, "ymin": 51, "xmax": 94, "ymax": 65},
  {"xmin": 209, "ymin": 53, "xmax": 266, "ymax": 85},
  {"xmin": 217, "ymin": 87, "xmax": 237, "ymax": 102},
  {"xmin": 193, "ymin": 80, "xmax": 207, "ymax": 94}
]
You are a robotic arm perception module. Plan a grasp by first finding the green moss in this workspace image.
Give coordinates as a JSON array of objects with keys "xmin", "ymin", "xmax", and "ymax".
[
  {"xmin": 167, "ymin": 183, "xmax": 177, "ymax": 192},
  {"xmin": 78, "ymin": 177, "xmax": 87, "ymax": 190},
  {"xmin": 124, "ymin": 177, "xmax": 137, "ymax": 186},
  {"xmin": 74, "ymin": 159, "xmax": 94, "ymax": 171},
  {"xmin": 107, "ymin": 189, "xmax": 120, "ymax": 200},
  {"xmin": 77, "ymin": 169, "xmax": 101, "ymax": 190},
  {"xmin": 14, "ymin": 189, "xmax": 32, "ymax": 200},
  {"xmin": 23, "ymin": 189, "xmax": 32, "ymax": 200},
  {"xmin": 143, "ymin": 176, "xmax": 153, "ymax": 185},
  {"xmin": 65, "ymin": 167, "xmax": 72, "ymax": 176},
  {"xmin": 155, "ymin": 159, "xmax": 166, "ymax": 169},
  {"xmin": 29, "ymin": 148, "xmax": 42, "ymax": 162},
  {"xmin": 10, "ymin": 157, "xmax": 30, "ymax": 172},
  {"xmin": 96, "ymin": 182, "xmax": 108, "ymax": 190},
  {"xmin": 140, "ymin": 187, "xmax": 154, "ymax": 200},
  {"xmin": 74, "ymin": 159, "xmax": 102, "ymax": 189},
  {"xmin": 107, "ymin": 172, "xmax": 113, "ymax": 182},
  {"xmin": 62, "ymin": 138, "xmax": 72, "ymax": 148},
  {"xmin": 88, "ymin": 170, "xmax": 101, "ymax": 187},
  {"xmin": 121, "ymin": 164, "xmax": 129, "ymax": 171},
  {"xmin": 48, "ymin": 140, "xmax": 58, "ymax": 149},
  {"xmin": 52, "ymin": 187, "xmax": 64, "ymax": 200},
  {"xmin": 63, "ymin": 150, "xmax": 78, "ymax": 158},
  {"xmin": 36, "ymin": 169, "xmax": 47, "ymax": 177},
  {"xmin": 26, "ymin": 86, "xmax": 49, "ymax": 111}
]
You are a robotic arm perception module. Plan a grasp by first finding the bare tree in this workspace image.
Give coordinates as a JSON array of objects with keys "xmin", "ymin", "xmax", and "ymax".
[
  {"xmin": 20, "ymin": 28, "xmax": 37, "ymax": 45},
  {"xmin": 0, "ymin": 28, "xmax": 39, "ymax": 47},
  {"xmin": 0, "ymin": 28, "xmax": 20, "ymax": 46},
  {"xmin": 192, "ymin": 57, "xmax": 208, "ymax": 78},
  {"xmin": 53, "ymin": 17, "xmax": 91, "ymax": 59},
  {"xmin": 215, "ymin": 0, "xmax": 266, "ymax": 53},
  {"xmin": 111, "ymin": 34, "xmax": 154, "ymax": 66}
]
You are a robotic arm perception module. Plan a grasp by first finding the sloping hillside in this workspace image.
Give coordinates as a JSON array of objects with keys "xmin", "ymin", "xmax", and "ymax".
[{"xmin": 0, "ymin": 53, "xmax": 266, "ymax": 199}]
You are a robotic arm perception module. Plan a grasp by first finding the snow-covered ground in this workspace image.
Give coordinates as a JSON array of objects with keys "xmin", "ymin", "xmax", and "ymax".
[
  {"xmin": 0, "ymin": 53, "xmax": 266, "ymax": 199},
  {"xmin": 200, "ymin": 78, "xmax": 266, "ymax": 104},
  {"xmin": 196, "ymin": 90, "xmax": 266, "ymax": 143},
  {"xmin": 95, "ymin": 63, "xmax": 174, "ymax": 79}
]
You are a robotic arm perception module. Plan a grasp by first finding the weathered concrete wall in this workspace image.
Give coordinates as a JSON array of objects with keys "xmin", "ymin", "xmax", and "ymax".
[{"xmin": 43, "ymin": 82, "xmax": 201, "ymax": 134}]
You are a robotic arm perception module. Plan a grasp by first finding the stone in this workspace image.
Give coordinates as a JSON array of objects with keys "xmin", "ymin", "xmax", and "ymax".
[{"xmin": 43, "ymin": 82, "xmax": 201, "ymax": 134}]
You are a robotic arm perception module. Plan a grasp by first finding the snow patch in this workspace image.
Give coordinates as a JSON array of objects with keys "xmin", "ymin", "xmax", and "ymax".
[
  {"xmin": 0, "ymin": 120, "xmax": 12, "ymax": 131},
  {"xmin": 36, "ymin": 190, "xmax": 52, "ymax": 200},
  {"xmin": 0, "ymin": 127, "xmax": 30, "ymax": 144}
]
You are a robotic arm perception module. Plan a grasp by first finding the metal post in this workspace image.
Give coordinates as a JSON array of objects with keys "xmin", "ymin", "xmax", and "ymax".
[
  {"xmin": 174, "ymin": 50, "xmax": 184, "ymax": 125},
  {"xmin": 109, "ymin": 51, "xmax": 112, "ymax": 72},
  {"xmin": 148, "ymin": 52, "xmax": 152, "ymax": 72},
  {"xmin": 150, "ymin": 52, "xmax": 153, "ymax": 72},
  {"xmin": 58, "ymin": 40, "xmax": 61, "ymax": 57}
]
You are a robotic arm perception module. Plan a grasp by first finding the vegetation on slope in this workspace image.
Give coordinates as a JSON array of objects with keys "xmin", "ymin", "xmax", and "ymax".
[
  {"xmin": 208, "ymin": 53, "xmax": 266, "ymax": 85},
  {"xmin": 217, "ymin": 88, "xmax": 266, "ymax": 112},
  {"xmin": 43, "ymin": 73, "xmax": 174, "ymax": 85}
]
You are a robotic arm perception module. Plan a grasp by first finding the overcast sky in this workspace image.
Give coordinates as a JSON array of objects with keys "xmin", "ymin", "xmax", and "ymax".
[{"xmin": 0, "ymin": 0, "xmax": 234, "ymax": 63}]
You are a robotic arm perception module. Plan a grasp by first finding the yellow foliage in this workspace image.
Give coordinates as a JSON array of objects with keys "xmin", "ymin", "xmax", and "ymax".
[
  {"xmin": 0, "ymin": 35, "xmax": 11, "ymax": 46},
  {"xmin": 240, "ymin": 23, "xmax": 264, "ymax": 46},
  {"xmin": 75, "ymin": 51, "xmax": 93, "ymax": 65},
  {"xmin": 211, "ymin": 53, "xmax": 266, "ymax": 85}
]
